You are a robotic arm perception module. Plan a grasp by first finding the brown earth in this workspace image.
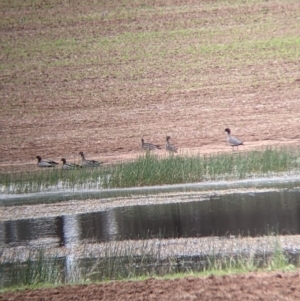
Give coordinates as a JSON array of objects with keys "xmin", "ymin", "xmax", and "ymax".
[
  {"xmin": 1, "ymin": 0, "xmax": 300, "ymax": 173},
  {"xmin": 2, "ymin": 271, "xmax": 300, "ymax": 301},
  {"xmin": 1, "ymin": 0, "xmax": 300, "ymax": 298}
]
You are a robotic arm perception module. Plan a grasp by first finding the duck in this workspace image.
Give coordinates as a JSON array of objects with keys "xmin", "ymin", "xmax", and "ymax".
[
  {"xmin": 165, "ymin": 136, "xmax": 178, "ymax": 153},
  {"xmin": 141, "ymin": 138, "xmax": 161, "ymax": 151},
  {"xmin": 61, "ymin": 158, "xmax": 82, "ymax": 170},
  {"xmin": 36, "ymin": 156, "xmax": 58, "ymax": 167},
  {"xmin": 79, "ymin": 151, "xmax": 102, "ymax": 167},
  {"xmin": 224, "ymin": 128, "xmax": 243, "ymax": 150}
]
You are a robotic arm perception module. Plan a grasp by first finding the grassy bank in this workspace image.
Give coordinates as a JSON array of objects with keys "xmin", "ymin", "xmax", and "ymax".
[
  {"xmin": 0, "ymin": 235, "xmax": 298, "ymax": 291},
  {"xmin": 1, "ymin": 147, "xmax": 300, "ymax": 194}
]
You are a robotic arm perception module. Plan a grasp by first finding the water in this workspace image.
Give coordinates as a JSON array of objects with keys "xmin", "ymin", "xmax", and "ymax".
[
  {"xmin": 1, "ymin": 184, "xmax": 300, "ymax": 288},
  {"xmin": 1, "ymin": 188, "xmax": 300, "ymax": 247}
]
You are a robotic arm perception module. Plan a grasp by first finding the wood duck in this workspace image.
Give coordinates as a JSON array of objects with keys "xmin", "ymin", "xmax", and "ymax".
[
  {"xmin": 79, "ymin": 151, "xmax": 102, "ymax": 167},
  {"xmin": 165, "ymin": 136, "xmax": 178, "ymax": 153},
  {"xmin": 141, "ymin": 138, "xmax": 161, "ymax": 151},
  {"xmin": 224, "ymin": 128, "xmax": 243, "ymax": 151},
  {"xmin": 61, "ymin": 158, "xmax": 82, "ymax": 170},
  {"xmin": 36, "ymin": 156, "xmax": 58, "ymax": 167}
]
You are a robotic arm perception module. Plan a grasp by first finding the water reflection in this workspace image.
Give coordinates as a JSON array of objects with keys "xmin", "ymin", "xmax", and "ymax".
[
  {"xmin": 2, "ymin": 189, "xmax": 300, "ymax": 247},
  {"xmin": 2, "ymin": 217, "xmax": 63, "ymax": 247},
  {"xmin": 63, "ymin": 215, "xmax": 80, "ymax": 246}
]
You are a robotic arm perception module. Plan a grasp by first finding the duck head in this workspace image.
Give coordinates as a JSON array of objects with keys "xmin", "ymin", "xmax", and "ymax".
[{"xmin": 224, "ymin": 128, "xmax": 231, "ymax": 134}]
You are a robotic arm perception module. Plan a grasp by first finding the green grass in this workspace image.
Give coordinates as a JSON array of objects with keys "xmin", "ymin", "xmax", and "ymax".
[
  {"xmin": 0, "ymin": 249, "xmax": 63, "ymax": 289},
  {"xmin": 0, "ymin": 167, "xmax": 111, "ymax": 194},
  {"xmin": 0, "ymin": 235, "xmax": 298, "ymax": 291},
  {"xmin": 1, "ymin": 147, "xmax": 300, "ymax": 194}
]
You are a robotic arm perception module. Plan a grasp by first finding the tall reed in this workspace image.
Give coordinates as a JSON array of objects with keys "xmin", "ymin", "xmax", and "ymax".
[
  {"xmin": 0, "ymin": 236, "xmax": 297, "ymax": 290},
  {"xmin": 108, "ymin": 147, "xmax": 300, "ymax": 188},
  {"xmin": 1, "ymin": 147, "xmax": 300, "ymax": 194}
]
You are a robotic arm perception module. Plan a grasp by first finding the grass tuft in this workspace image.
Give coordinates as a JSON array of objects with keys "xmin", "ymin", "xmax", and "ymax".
[{"xmin": 1, "ymin": 147, "xmax": 300, "ymax": 194}]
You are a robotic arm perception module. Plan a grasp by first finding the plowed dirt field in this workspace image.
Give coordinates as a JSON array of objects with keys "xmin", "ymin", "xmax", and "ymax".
[
  {"xmin": 1, "ymin": 0, "xmax": 300, "ymax": 172},
  {"xmin": 2, "ymin": 271, "xmax": 300, "ymax": 301}
]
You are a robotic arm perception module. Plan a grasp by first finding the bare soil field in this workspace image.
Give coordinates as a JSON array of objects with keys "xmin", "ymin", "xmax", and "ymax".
[
  {"xmin": 1, "ymin": 0, "xmax": 300, "ymax": 173},
  {"xmin": 2, "ymin": 271, "xmax": 300, "ymax": 301},
  {"xmin": 1, "ymin": 0, "xmax": 300, "ymax": 298}
]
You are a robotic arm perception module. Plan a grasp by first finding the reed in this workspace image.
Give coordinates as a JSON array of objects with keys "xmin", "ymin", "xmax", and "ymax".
[
  {"xmin": 0, "ymin": 166, "xmax": 110, "ymax": 194},
  {"xmin": 108, "ymin": 146, "xmax": 300, "ymax": 188},
  {"xmin": 0, "ymin": 235, "xmax": 297, "ymax": 291},
  {"xmin": 0, "ymin": 249, "xmax": 63, "ymax": 289},
  {"xmin": 1, "ymin": 147, "xmax": 300, "ymax": 194}
]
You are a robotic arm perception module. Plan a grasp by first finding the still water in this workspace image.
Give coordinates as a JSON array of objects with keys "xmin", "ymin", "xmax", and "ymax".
[{"xmin": 1, "ymin": 188, "xmax": 300, "ymax": 247}]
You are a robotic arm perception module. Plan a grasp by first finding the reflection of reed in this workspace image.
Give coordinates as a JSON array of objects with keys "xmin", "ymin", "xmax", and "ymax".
[
  {"xmin": 103, "ymin": 210, "xmax": 119, "ymax": 241},
  {"xmin": 63, "ymin": 215, "xmax": 80, "ymax": 246}
]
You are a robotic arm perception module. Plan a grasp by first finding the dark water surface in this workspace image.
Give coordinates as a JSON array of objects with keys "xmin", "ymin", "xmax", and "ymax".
[{"xmin": 1, "ymin": 188, "xmax": 300, "ymax": 247}]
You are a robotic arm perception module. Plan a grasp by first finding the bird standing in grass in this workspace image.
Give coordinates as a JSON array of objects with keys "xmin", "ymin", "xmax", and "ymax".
[
  {"xmin": 79, "ymin": 151, "xmax": 101, "ymax": 167},
  {"xmin": 141, "ymin": 138, "xmax": 161, "ymax": 151},
  {"xmin": 61, "ymin": 158, "xmax": 82, "ymax": 170},
  {"xmin": 36, "ymin": 156, "xmax": 58, "ymax": 167},
  {"xmin": 165, "ymin": 136, "xmax": 178, "ymax": 153},
  {"xmin": 224, "ymin": 128, "xmax": 243, "ymax": 151}
]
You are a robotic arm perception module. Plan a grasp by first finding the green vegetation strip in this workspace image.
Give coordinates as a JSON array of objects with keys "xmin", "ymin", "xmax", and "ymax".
[
  {"xmin": 0, "ymin": 235, "xmax": 298, "ymax": 291},
  {"xmin": 1, "ymin": 147, "xmax": 300, "ymax": 194}
]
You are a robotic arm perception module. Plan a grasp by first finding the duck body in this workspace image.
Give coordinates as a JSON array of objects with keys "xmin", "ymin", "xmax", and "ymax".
[
  {"xmin": 79, "ymin": 151, "xmax": 101, "ymax": 167},
  {"xmin": 36, "ymin": 156, "xmax": 58, "ymax": 167},
  {"xmin": 61, "ymin": 158, "xmax": 82, "ymax": 170},
  {"xmin": 165, "ymin": 136, "xmax": 178, "ymax": 153},
  {"xmin": 141, "ymin": 138, "xmax": 161, "ymax": 151},
  {"xmin": 224, "ymin": 128, "xmax": 243, "ymax": 150}
]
